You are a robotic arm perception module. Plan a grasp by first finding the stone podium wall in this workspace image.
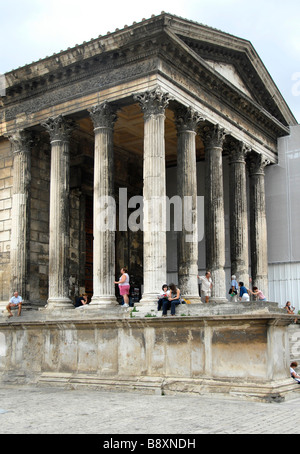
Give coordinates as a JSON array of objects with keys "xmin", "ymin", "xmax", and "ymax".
[{"xmin": 0, "ymin": 313, "xmax": 297, "ymax": 401}]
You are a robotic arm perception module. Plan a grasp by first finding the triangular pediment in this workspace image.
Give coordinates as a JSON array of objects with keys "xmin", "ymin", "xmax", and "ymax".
[
  {"xmin": 173, "ymin": 31, "xmax": 284, "ymax": 120},
  {"xmin": 161, "ymin": 15, "xmax": 297, "ymax": 126},
  {"xmin": 204, "ymin": 60, "xmax": 254, "ymax": 99}
]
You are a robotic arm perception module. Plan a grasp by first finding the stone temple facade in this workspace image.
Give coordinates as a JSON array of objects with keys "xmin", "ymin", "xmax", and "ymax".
[{"xmin": 0, "ymin": 13, "xmax": 298, "ymax": 310}]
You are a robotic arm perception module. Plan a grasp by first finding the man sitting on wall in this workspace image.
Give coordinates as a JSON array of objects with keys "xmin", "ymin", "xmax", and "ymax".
[{"xmin": 6, "ymin": 291, "xmax": 23, "ymax": 317}]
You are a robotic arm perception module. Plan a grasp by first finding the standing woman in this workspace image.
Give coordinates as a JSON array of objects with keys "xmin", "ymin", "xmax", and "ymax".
[{"xmin": 115, "ymin": 267, "xmax": 130, "ymax": 307}]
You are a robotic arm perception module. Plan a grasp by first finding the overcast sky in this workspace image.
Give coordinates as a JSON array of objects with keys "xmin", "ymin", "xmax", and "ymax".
[{"xmin": 0, "ymin": 0, "xmax": 299, "ymax": 121}]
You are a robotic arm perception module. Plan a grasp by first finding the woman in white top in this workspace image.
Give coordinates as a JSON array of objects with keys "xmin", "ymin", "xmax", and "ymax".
[{"xmin": 115, "ymin": 268, "xmax": 130, "ymax": 307}]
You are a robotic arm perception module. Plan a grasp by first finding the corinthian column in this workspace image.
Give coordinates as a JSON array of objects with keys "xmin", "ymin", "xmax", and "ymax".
[
  {"xmin": 42, "ymin": 115, "xmax": 74, "ymax": 309},
  {"xmin": 89, "ymin": 102, "xmax": 118, "ymax": 306},
  {"xmin": 228, "ymin": 140, "xmax": 250, "ymax": 287},
  {"xmin": 134, "ymin": 88, "xmax": 170, "ymax": 305},
  {"xmin": 200, "ymin": 123, "xmax": 227, "ymax": 301},
  {"xmin": 175, "ymin": 106, "xmax": 202, "ymax": 302},
  {"xmin": 248, "ymin": 152, "xmax": 270, "ymax": 298},
  {"xmin": 8, "ymin": 130, "xmax": 32, "ymax": 304}
]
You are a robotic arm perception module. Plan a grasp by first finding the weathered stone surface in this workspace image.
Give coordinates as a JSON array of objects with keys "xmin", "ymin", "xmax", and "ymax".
[
  {"xmin": 0, "ymin": 13, "xmax": 297, "ymax": 312},
  {"xmin": 175, "ymin": 106, "xmax": 202, "ymax": 302},
  {"xmin": 248, "ymin": 152, "xmax": 270, "ymax": 297},
  {"xmin": 199, "ymin": 123, "xmax": 227, "ymax": 301},
  {"xmin": 5, "ymin": 132, "xmax": 32, "ymax": 304},
  {"xmin": 42, "ymin": 116, "xmax": 75, "ymax": 309},
  {"xmin": 134, "ymin": 88, "xmax": 171, "ymax": 304},
  {"xmin": 227, "ymin": 139, "xmax": 250, "ymax": 286},
  {"xmin": 0, "ymin": 308, "xmax": 296, "ymax": 401},
  {"xmin": 89, "ymin": 102, "xmax": 117, "ymax": 307}
]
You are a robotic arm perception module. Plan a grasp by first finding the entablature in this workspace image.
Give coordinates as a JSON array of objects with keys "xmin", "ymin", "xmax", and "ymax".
[{"xmin": 0, "ymin": 12, "xmax": 293, "ymax": 165}]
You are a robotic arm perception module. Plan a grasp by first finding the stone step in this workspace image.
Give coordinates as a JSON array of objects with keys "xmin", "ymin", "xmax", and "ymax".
[{"xmin": 133, "ymin": 300, "xmax": 285, "ymax": 318}]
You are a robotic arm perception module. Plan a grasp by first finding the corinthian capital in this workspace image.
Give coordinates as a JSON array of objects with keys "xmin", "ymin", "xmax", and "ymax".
[
  {"xmin": 89, "ymin": 101, "xmax": 118, "ymax": 130},
  {"xmin": 7, "ymin": 129, "xmax": 32, "ymax": 154},
  {"xmin": 199, "ymin": 123, "xmax": 227, "ymax": 149},
  {"xmin": 227, "ymin": 140, "xmax": 251, "ymax": 164},
  {"xmin": 134, "ymin": 87, "xmax": 171, "ymax": 120},
  {"xmin": 174, "ymin": 106, "xmax": 204, "ymax": 134},
  {"xmin": 247, "ymin": 152, "xmax": 270, "ymax": 176},
  {"xmin": 42, "ymin": 115, "xmax": 75, "ymax": 142}
]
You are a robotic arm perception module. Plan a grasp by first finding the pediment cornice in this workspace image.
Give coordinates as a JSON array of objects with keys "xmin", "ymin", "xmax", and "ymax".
[
  {"xmin": 0, "ymin": 12, "xmax": 295, "ymax": 137},
  {"xmin": 177, "ymin": 35, "xmax": 286, "ymax": 123}
]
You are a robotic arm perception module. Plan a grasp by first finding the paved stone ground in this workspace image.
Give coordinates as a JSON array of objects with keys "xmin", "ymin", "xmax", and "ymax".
[{"xmin": 0, "ymin": 385, "xmax": 300, "ymax": 435}]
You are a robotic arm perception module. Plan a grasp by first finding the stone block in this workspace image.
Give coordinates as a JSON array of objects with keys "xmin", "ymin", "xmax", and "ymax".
[
  {"xmin": 0, "ymin": 231, "xmax": 10, "ymax": 242},
  {"xmin": 0, "ymin": 312, "xmax": 295, "ymax": 401}
]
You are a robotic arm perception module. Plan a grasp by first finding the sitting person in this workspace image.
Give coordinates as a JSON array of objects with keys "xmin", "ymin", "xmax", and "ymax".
[
  {"xmin": 239, "ymin": 282, "xmax": 250, "ymax": 302},
  {"xmin": 290, "ymin": 362, "xmax": 300, "ymax": 384},
  {"xmin": 285, "ymin": 301, "xmax": 297, "ymax": 323},
  {"xmin": 162, "ymin": 283, "xmax": 181, "ymax": 316},
  {"xmin": 157, "ymin": 284, "xmax": 169, "ymax": 311},
  {"xmin": 285, "ymin": 301, "xmax": 295, "ymax": 314},
  {"xmin": 75, "ymin": 294, "xmax": 88, "ymax": 307},
  {"xmin": 6, "ymin": 291, "xmax": 23, "ymax": 317}
]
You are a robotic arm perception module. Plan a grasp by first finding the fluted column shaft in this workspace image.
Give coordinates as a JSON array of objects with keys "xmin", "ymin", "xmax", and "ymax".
[
  {"xmin": 200, "ymin": 124, "xmax": 227, "ymax": 301},
  {"xmin": 175, "ymin": 106, "xmax": 201, "ymax": 302},
  {"xmin": 9, "ymin": 130, "xmax": 31, "ymax": 302},
  {"xmin": 89, "ymin": 102, "xmax": 117, "ymax": 306},
  {"xmin": 228, "ymin": 141, "xmax": 250, "ymax": 286},
  {"xmin": 134, "ymin": 88, "xmax": 170, "ymax": 304},
  {"xmin": 248, "ymin": 153, "xmax": 269, "ymax": 298},
  {"xmin": 42, "ymin": 115, "xmax": 74, "ymax": 308}
]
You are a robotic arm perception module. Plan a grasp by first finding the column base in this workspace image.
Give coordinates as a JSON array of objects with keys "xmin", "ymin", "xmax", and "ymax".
[
  {"xmin": 46, "ymin": 297, "xmax": 74, "ymax": 310},
  {"xmin": 139, "ymin": 293, "xmax": 159, "ymax": 307},
  {"xmin": 0, "ymin": 301, "xmax": 8, "ymax": 316},
  {"xmin": 209, "ymin": 297, "xmax": 229, "ymax": 304},
  {"xmin": 90, "ymin": 295, "xmax": 118, "ymax": 307}
]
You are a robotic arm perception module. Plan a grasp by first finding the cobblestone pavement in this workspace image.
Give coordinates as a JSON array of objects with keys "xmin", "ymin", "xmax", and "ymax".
[{"xmin": 0, "ymin": 385, "xmax": 300, "ymax": 435}]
